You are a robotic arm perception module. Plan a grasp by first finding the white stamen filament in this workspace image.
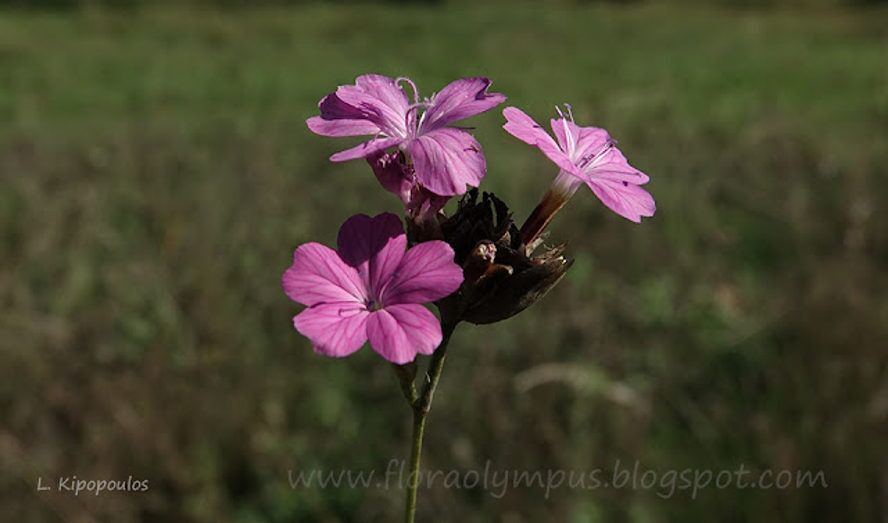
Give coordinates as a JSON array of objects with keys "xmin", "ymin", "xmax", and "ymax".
[
  {"xmin": 395, "ymin": 77, "xmax": 420, "ymax": 105},
  {"xmin": 554, "ymin": 105, "xmax": 576, "ymax": 159},
  {"xmin": 404, "ymin": 103, "xmax": 427, "ymax": 138},
  {"xmin": 578, "ymin": 141, "xmax": 615, "ymax": 170}
]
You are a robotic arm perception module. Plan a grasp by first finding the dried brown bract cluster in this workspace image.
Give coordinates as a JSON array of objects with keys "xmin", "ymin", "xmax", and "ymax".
[{"xmin": 416, "ymin": 190, "xmax": 573, "ymax": 325}]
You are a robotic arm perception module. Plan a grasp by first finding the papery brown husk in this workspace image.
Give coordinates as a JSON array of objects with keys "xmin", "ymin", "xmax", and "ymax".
[{"xmin": 410, "ymin": 189, "xmax": 573, "ymax": 326}]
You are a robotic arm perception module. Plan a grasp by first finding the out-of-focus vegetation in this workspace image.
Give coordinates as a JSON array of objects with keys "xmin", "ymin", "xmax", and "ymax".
[
  {"xmin": 6, "ymin": 0, "xmax": 888, "ymax": 8},
  {"xmin": 1, "ymin": 3, "xmax": 887, "ymax": 522}
]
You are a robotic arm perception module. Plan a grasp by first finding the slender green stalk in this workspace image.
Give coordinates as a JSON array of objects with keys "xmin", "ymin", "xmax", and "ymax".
[
  {"xmin": 415, "ymin": 323, "xmax": 456, "ymax": 415},
  {"xmin": 401, "ymin": 321, "xmax": 458, "ymax": 523},
  {"xmin": 403, "ymin": 409, "xmax": 426, "ymax": 523}
]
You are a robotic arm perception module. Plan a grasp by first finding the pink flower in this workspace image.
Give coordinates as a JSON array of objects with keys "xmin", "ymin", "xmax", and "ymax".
[
  {"xmin": 503, "ymin": 105, "xmax": 655, "ymax": 226},
  {"xmin": 307, "ymin": 75, "xmax": 506, "ymax": 197},
  {"xmin": 281, "ymin": 213, "xmax": 464, "ymax": 364}
]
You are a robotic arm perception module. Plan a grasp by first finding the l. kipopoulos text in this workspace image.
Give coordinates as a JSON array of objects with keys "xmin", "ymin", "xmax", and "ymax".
[{"xmin": 37, "ymin": 475, "xmax": 149, "ymax": 496}]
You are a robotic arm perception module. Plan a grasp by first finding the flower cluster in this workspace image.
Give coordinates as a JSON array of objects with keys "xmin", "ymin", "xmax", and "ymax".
[{"xmin": 283, "ymin": 74, "xmax": 655, "ymax": 363}]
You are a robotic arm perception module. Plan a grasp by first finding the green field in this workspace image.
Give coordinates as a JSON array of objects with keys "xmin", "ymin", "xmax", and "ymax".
[{"xmin": 1, "ymin": 3, "xmax": 887, "ymax": 522}]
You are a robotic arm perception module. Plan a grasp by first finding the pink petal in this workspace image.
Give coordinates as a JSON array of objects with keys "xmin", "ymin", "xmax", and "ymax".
[
  {"xmin": 335, "ymin": 74, "xmax": 410, "ymax": 137},
  {"xmin": 282, "ymin": 243, "xmax": 366, "ymax": 306},
  {"xmin": 550, "ymin": 118, "xmax": 612, "ymax": 163},
  {"xmin": 336, "ymin": 213, "xmax": 407, "ymax": 296},
  {"xmin": 502, "ymin": 107, "xmax": 577, "ymax": 175},
  {"xmin": 307, "ymin": 116, "xmax": 380, "ymax": 137},
  {"xmin": 405, "ymin": 188, "xmax": 450, "ymax": 223},
  {"xmin": 293, "ymin": 302, "xmax": 369, "ymax": 358},
  {"xmin": 585, "ymin": 178, "xmax": 656, "ymax": 223},
  {"xmin": 583, "ymin": 146, "xmax": 650, "ymax": 184},
  {"xmin": 407, "ymin": 128, "xmax": 485, "ymax": 196},
  {"xmin": 306, "ymin": 93, "xmax": 382, "ymax": 137},
  {"xmin": 317, "ymin": 91, "xmax": 369, "ymax": 119},
  {"xmin": 329, "ymin": 136, "xmax": 403, "ymax": 162},
  {"xmin": 367, "ymin": 151, "xmax": 413, "ymax": 204},
  {"xmin": 420, "ymin": 77, "xmax": 506, "ymax": 132},
  {"xmin": 381, "ymin": 241, "xmax": 463, "ymax": 305},
  {"xmin": 549, "ymin": 117, "xmax": 580, "ymax": 152},
  {"xmin": 366, "ymin": 304, "xmax": 443, "ymax": 364}
]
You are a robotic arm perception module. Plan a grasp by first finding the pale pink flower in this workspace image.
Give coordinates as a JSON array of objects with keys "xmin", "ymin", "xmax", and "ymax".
[
  {"xmin": 503, "ymin": 105, "xmax": 655, "ymax": 241},
  {"xmin": 282, "ymin": 213, "xmax": 464, "ymax": 364}
]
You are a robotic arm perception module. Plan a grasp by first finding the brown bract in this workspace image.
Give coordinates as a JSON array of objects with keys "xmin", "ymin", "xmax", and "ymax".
[{"xmin": 410, "ymin": 189, "xmax": 573, "ymax": 325}]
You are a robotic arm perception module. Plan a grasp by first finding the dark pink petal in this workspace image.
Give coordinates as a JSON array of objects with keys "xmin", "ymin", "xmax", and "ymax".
[
  {"xmin": 367, "ymin": 151, "xmax": 414, "ymax": 204},
  {"xmin": 420, "ymin": 77, "xmax": 506, "ymax": 132},
  {"xmin": 336, "ymin": 213, "xmax": 407, "ymax": 296},
  {"xmin": 366, "ymin": 304, "xmax": 443, "ymax": 364},
  {"xmin": 335, "ymin": 74, "xmax": 410, "ymax": 137},
  {"xmin": 329, "ymin": 136, "xmax": 403, "ymax": 162},
  {"xmin": 502, "ymin": 107, "xmax": 577, "ymax": 175},
  {"xmin": 381, "ymin": 240, "xmax": 463, "ymax": 305},
  {"xmin": 307, "ymin": 116, "xmax": 380, "ymax": 137},
  {"xmin": 585, "ymin": 178, "xmax": 656, "ymax": 223},
  {"xmin": 306, "ymin": 93, "xmax": 382, "ymax": 137},
  {"xmin": 405, "ymin": 187, "xmax": 450, "ymax": 223},
  {"xmin": 407, "ymin": 128, "xmax": 486, "ymax": 196},
  {"xmin": 293, "ymin": 302, "xmax": 369, "ymax": 358},
  {"xmin": 282, "ymin": 243, "xmax": 366, "ymax": 306},
  {"xmin": 317, "ymin": 91, "xmax": 367, "ymax": 119}
]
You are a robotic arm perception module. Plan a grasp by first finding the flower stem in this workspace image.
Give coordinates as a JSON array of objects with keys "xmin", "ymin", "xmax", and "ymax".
[
  {"xmin": 402, "ymin": 321, "xmax": 458, "ymax": 523},
  {"xmin": 403, "ymin": 408, "xmax": 426, "ymax": 523}
]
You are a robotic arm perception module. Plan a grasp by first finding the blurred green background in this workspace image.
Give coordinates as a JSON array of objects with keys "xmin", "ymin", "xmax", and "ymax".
[{"xmin": 1, "ymin": 1, "xmax": 887, "ymax": 522}]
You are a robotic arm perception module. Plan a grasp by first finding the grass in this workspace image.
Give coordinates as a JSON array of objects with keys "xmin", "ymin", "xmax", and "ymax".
[{"xmin": 1, "ymin": 3, "xmax": 887, "ymax": 522}]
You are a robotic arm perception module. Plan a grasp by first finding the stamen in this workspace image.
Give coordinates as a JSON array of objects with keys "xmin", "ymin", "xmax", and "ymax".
[
  {"xmin": 417, "ymin": 98, "xmax": 434, "ymax": 130},
  {"xmin": 564, "ymin": 103, "xmax": 574, "ymax": 122},
  {"xmin": 404, "ymin": 103, "xmax": 426, "ymax": 136},
  {"xmin": 395, "ymin": 77, "xmax": 420, "ymax": 105},
  {"xmin": 577, "ymin": 140, "xmax": 616, "ymax": 169},
  {"xmin": 554, "ymin": 104, "xmax": 575, "ymax": 122},
  {"xmin": 554, "ymin": 105, "xmax": 576, "ymax": 158}
]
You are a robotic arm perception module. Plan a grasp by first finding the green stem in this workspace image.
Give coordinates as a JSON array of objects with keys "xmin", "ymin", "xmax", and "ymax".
[
  {"xmin": 415, "ymin": 323, "xmax": 456, "ymax": 415},
  {"xmin": 402, "ymin": 321, "xmax": 458, "ymax": 523},
  {"xmin": 403, "ymin": 409, "xmax": 426, "ymax": 523}
]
